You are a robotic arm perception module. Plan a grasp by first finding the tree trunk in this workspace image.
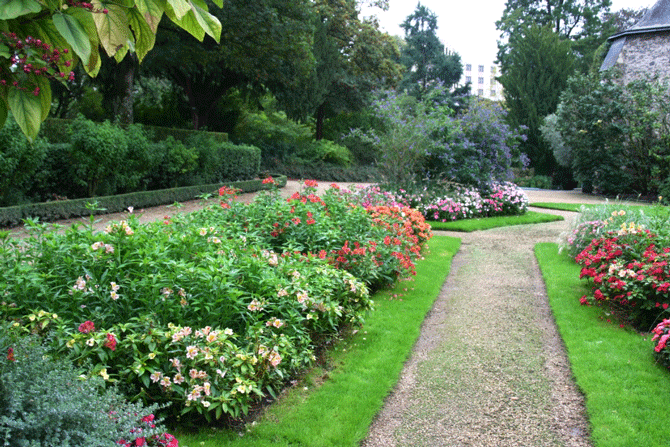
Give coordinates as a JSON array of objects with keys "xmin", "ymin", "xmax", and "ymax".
[
  {"xmin": 113, "ymin": 54, "xmax": 137, "ymax": 125},
  {"xmin": 315, "ymin": 102, "xmax": 326, "ymax": 140}
]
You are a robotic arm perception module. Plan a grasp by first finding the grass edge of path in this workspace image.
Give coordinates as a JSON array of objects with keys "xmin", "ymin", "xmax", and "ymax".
[{"xmin": 535, "ymin": 242, "xmax": 670, "ymax": 447}]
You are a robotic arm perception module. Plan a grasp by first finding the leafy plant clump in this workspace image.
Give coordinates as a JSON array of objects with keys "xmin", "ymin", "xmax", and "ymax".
[
  {"xmin": 0, "ymin": 333, "xmax": 176, "ymax": 447},
  {"xmin": 0, "ymin": 180, "xmax": 430, "ymax": 422}
]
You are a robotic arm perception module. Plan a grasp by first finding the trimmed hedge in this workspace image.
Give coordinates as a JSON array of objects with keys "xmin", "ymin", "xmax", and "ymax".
[{"xmin": 0, "ymin": 175, "xmax": 287, "ymax": 228}]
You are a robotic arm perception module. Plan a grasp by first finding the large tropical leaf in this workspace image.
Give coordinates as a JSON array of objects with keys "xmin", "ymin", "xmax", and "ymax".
[
  {"xmin": 0, "ymin": 0, "xmax": 42, "ymax": 20},
  {"xmin": 7, "ymin": 86, "xmax": 42, "ymax": 142},
  {"xmin": 93, "ymin": 2, "xmax": 131, "ymax": 57},
  {"xmin": 133, "ymin": 0, "xmax": 164, "ymax": 34},
  {"xmin": 188, "ymin": 0, "xmax": 220, "ymax": 42},
  {"xmin": 52, "ymin": 11, "xmax": 91, "ymax": 64},
  {"xmin": 128, "ymin": 8, "xmax": 156, "ymax": 61}
]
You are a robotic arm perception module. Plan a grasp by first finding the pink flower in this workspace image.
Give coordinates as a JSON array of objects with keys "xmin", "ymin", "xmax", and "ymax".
[
  {"xmin": 78, "ymin": 320, "xmax": 95, "ymax": 334},
  {"xmin": 104, "ymin": 333, "xmax": 117, "ymax": 351}
]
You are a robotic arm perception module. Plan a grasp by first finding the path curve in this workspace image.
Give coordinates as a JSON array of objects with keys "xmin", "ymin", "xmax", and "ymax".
[{"xmin": 362, "ymin": 197, "xmax": 596, "ymax": 447}]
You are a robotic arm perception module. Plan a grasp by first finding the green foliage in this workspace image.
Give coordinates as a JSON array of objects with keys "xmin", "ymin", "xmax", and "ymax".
[
  {"xmin": 294, "ymin": 140, "xmax": 352, "ymax": 167},
  {"xmin": 555, "ymin": 73, "xmax": 670, "ymax": 196},
  {"xmin": 496, "ymin": 0, "xmax": 611, "ymax": 73},
  {"xmin": 0, "ymin": 116, "xmax": 47, "ymax": 206},
  {"xmin": 1, "ymin": 0, "xmax": 223, "ymax": 140},
  {"xmin": 498, "ymin": 24, "xmax": 576, "ymax": 176},
  {"xmin": 540, "ymin": 113, "xmax": 571, "ymax": 168},
  {"xmin": 399, "ymin": 4, "xmax": 462, "ymax": 99},
  {"xmin": 145, "ymin": 136, "xmax": 199, "ymax": 189},
  {"xmin": 69, "ymin": 116, "xmax": 129, "ymax": 196},
  {"xmin": 0, "ymin": 333, "xmax": 170, "ymax": 447}
]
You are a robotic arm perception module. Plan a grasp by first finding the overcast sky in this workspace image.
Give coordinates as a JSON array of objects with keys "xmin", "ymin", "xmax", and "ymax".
[{"xmin": 359, "ymin": 0, "xmax": 655, "ymax": 66}]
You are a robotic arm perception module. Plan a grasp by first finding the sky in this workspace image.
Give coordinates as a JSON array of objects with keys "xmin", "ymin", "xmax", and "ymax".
[{"xmin": 359, "ymin": 0, "xmax": 655, "ymax": 67}]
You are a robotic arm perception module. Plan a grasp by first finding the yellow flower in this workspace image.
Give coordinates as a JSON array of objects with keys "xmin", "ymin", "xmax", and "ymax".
[
  {"xmin": 148, "ymin": 352, "xmax": 156, "ymax": 360},
  {"xmin": 66, "ymin": 339, "xmax": 76, "ymax": 348},
  {"xmin": 99, "ymin": 369, "xmax": 109, "ymax": 381}
]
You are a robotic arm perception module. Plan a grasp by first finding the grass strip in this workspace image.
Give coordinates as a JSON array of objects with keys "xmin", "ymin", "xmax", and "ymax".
[
  {"xmin": 429, "ymin": 210, "xmax": 563, "ymax": 232},
  {"xmin": 530, "ymin": 202, "xmax": 585, "ymax": 212},
  {"xmin": 177, "ymin": 236, "xmax": 461, "ymax": 447},
  {"xmin": 535, "ymin": 242, "xmax": 670, "ymax": 447}
]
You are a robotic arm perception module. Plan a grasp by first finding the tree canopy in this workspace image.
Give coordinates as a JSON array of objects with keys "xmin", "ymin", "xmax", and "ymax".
[
  {"xmin": 498, "ymin": 24, "xmax": 575, "ymax": 177},
  {"xmin": 496, "ymin": 0, "xmax": 612, "ymax": 71},
  {"xmin": 398, "ymin": 3, "xmax": 462, "ymax": 98}
]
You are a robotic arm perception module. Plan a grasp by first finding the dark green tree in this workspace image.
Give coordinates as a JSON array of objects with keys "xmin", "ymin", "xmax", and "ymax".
[
  {"xmin": 141, "ymin": 0, "xmax": 316, "ymax": 130},
  {"xmin": 496, "ymin": 0, "xmax": 612, "ymax": 72},
  {"xmin": 498, "ymin": 24, "xmax": 575, "ymax": 177},
  {"xmin": 278, "ymin": 0, "xmax": 402, "ymax": 140},
  {"xmin": 399, "ymin": 3, "xmax": 463, "ymax": 99}
]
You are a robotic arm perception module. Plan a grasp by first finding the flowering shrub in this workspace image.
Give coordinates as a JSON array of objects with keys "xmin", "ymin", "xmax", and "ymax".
[
  {"xmin": 652, "ymin": 319, "xmax": 670, "ymax": 369},
  {"xmin": 417, "ymin": 182, "xmax": 528, "ymax": 222},
  {"xmin": 575, "ymin": 225, "xmax": 670, "ymax": 328},
  {"xmin": 1, "ymin": 179, "xmax": 432, "ymax": 422}
]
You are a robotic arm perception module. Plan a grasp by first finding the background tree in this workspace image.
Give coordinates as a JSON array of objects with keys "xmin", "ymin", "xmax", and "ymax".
[
  {"xmin": 496, "ymin": 0, "xmax": 612, "ymax": 73},
  {"xmin": 277, "ymin": 0, "xmax": 402, "ymax": 140},
  {"xmin": 399, "ymin": 3, "xmax": 463, "ymax": 99},
  {"xmin": 0, "ymin": 0, "xmax": 223, "ymax": 140},
  {"xmin": 497, "ymin": 24, "xmax": 575, "ymax": 179},
  {"xmin": 141, "ymin": 0, "xmax": 315, "ymax": 131}
]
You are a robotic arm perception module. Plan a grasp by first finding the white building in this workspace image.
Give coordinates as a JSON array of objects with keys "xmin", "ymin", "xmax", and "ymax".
[{"xmin": 461, "ymin": 63, "xmax": 504, "ymax": 101}]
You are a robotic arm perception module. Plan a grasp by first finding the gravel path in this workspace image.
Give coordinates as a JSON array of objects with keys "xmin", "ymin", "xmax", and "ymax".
[{"xmin": 362, "ymin": 191, "xmax": 604, "ymax": 447}]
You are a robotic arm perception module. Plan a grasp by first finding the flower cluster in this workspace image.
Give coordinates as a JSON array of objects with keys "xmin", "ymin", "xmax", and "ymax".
[{"xmin": 575, "ymin": 228, "xmax": 670, "ymax": 327}]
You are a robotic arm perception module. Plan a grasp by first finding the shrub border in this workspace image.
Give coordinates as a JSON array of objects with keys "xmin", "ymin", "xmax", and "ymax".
[{"xmin": 0, "ymin": 175, "xmax": 287, "ymax": 228}]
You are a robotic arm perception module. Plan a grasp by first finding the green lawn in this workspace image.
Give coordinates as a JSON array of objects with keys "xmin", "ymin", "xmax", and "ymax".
[
  {"xmin": 536, "ymin": 243, "xmax": 670, "ymax": 447},
  {"xmin": 429, "ymin": 210, "xmax": 563, "ymax": 232}
]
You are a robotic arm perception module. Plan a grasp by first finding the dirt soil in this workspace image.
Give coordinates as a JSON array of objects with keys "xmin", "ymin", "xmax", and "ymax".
[{"xmin": 6, "ymin": 183, "xmax": 616, "ymax": 446}]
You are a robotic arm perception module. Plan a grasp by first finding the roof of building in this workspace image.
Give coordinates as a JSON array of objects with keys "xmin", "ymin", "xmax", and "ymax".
[
  {"xmin": 608, "ymin": 0, "xmax": 670, "ymax": 40},
  {"xmin": 601, "ymin": 0, "xmax": 670, "ymax": 71}
]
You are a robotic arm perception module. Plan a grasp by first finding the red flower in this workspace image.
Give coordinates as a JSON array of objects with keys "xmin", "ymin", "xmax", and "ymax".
[
  {"xmin": 104, "ymin": 333, "xmax": 117, "ymax": 351},
  {"xmin": 78, "ymin": 320, "xmax": 95, "ymax": 334},
  {"xmin": 262, "ymin": 176, "xmax": 275, "ymax": 184},
  {"xmin": 7, "ymin": 347, "xmax": 15, "ymax": 362},
  {"xmin": 304, "ymin": 179, "xmax": 318, "ymax": 188}
]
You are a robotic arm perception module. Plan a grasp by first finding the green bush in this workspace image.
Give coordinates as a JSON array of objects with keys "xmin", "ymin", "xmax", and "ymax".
[
  {"xmin": 294, "ymin": 139, "xmax": 352, "ymax": 167},
  {"xmin": 70, "ymin": 116, "xmax": 130, "ymax": 197},
  {"xmin": 0, "ymin": 333, "xmax": 171, "ymax": 447},
  {"xmin": 145, "ymin": 136, "xmax": 199, "ymax": 189},
  {"xmin": 0, "ymin": 117, "xmax": 47, "ymax": 206}
]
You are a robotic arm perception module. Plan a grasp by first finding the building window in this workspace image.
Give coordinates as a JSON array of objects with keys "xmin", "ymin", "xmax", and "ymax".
[
  {"xmin": 491, "ymin": 66, "xmax": 497, "ymax": 74},
  {"xmin": 490, "ymin": 90, "xmax": 496, "ymax": 96},
  {"xmin": 478, "ymin": 77, "xmax": 484, "ymax": 84},
  {"xmin": 466, "ymin": 64, "xmax": 472, "ymax": 71},
  {"xmin": 477, "ymin": 89, "xmax": 484, "ymax": 96},
  {"xmin": 478, "ymin": 65, "xmax": 484, "ymax": 72},
  {"xmin": 466, "ymin": 76, "xmax": 471, "ymax": 83}
]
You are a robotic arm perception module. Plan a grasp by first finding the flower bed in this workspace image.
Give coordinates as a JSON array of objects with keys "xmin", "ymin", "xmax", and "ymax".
[{"xmin": 0, "ymin": 180, "xmax": 431, "ymax": 425}]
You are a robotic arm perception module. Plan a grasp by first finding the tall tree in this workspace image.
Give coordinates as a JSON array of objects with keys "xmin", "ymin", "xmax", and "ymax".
[
  {"xmin": 0, "ymin": 0, "xmax": 222, "ymax": 140},
  {"xmin": 399, "ymin": 3, "xmax": 462, "ymax": 98},
  {"xmin": 278, "ymin": 0, "xmax": 403, "ymax": 140},
  {"xmin": 496, "ymin": 0, "xmax": 612, "ymax": 72},
  {"xmin": 498, "ymin": 24, "xmax": 576, "ymax": 176},
  {"xmin": 141, "ymin": 0, "xmax": 315, "ymax": 130}
]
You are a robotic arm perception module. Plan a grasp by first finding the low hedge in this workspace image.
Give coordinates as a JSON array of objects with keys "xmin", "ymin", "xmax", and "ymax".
[{"xmin": 0, "ymin": 175, "xmax": 287, "ymax": 228}]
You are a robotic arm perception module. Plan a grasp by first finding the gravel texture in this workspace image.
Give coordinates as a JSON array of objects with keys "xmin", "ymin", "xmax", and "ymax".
[{"xmin": 362, "ymin": 192, "xmax": 599, "ymax": 447}]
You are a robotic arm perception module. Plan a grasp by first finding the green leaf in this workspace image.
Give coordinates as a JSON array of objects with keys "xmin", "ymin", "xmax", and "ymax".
[
  {"xmin": 93, "ymin": 2, "xmax": 131, "ymax": 57},
  {"xmin": 187, "ymin": 0, "xmax": 220, "ymax": 42},
  {"xmin": 52, "ymin": 12, "xmax": 91, "ymax": 64},
  {"xmin": 133, "ymin": 0, "xmax": 164, "ymax": 34},
  {"xmin": 7, "ymin": 87, "xmax": 42, "ymax": 142},
  {"xmin": 128, "ymin": 8, "xmax": 155, "ymax": 61},
  {"xmin": 168, "ymin": 8, "xmax": 204, "ymax": 42},
  {"xmin": 166, "ymin": 0, "xmax": 190, "ymax": 20},
  {"xmin": 0, "ymin": 0, "xmax": 42, "ymax": 20},
  {"xmin": 36, "ymin": 76, "xmax": 51, "ymax": 121}
]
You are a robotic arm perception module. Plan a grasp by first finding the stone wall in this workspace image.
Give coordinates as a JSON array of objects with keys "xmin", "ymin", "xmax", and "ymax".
[{"xmin": 618, "ymin": 31, "xmax": 670, "ymax": 84}]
